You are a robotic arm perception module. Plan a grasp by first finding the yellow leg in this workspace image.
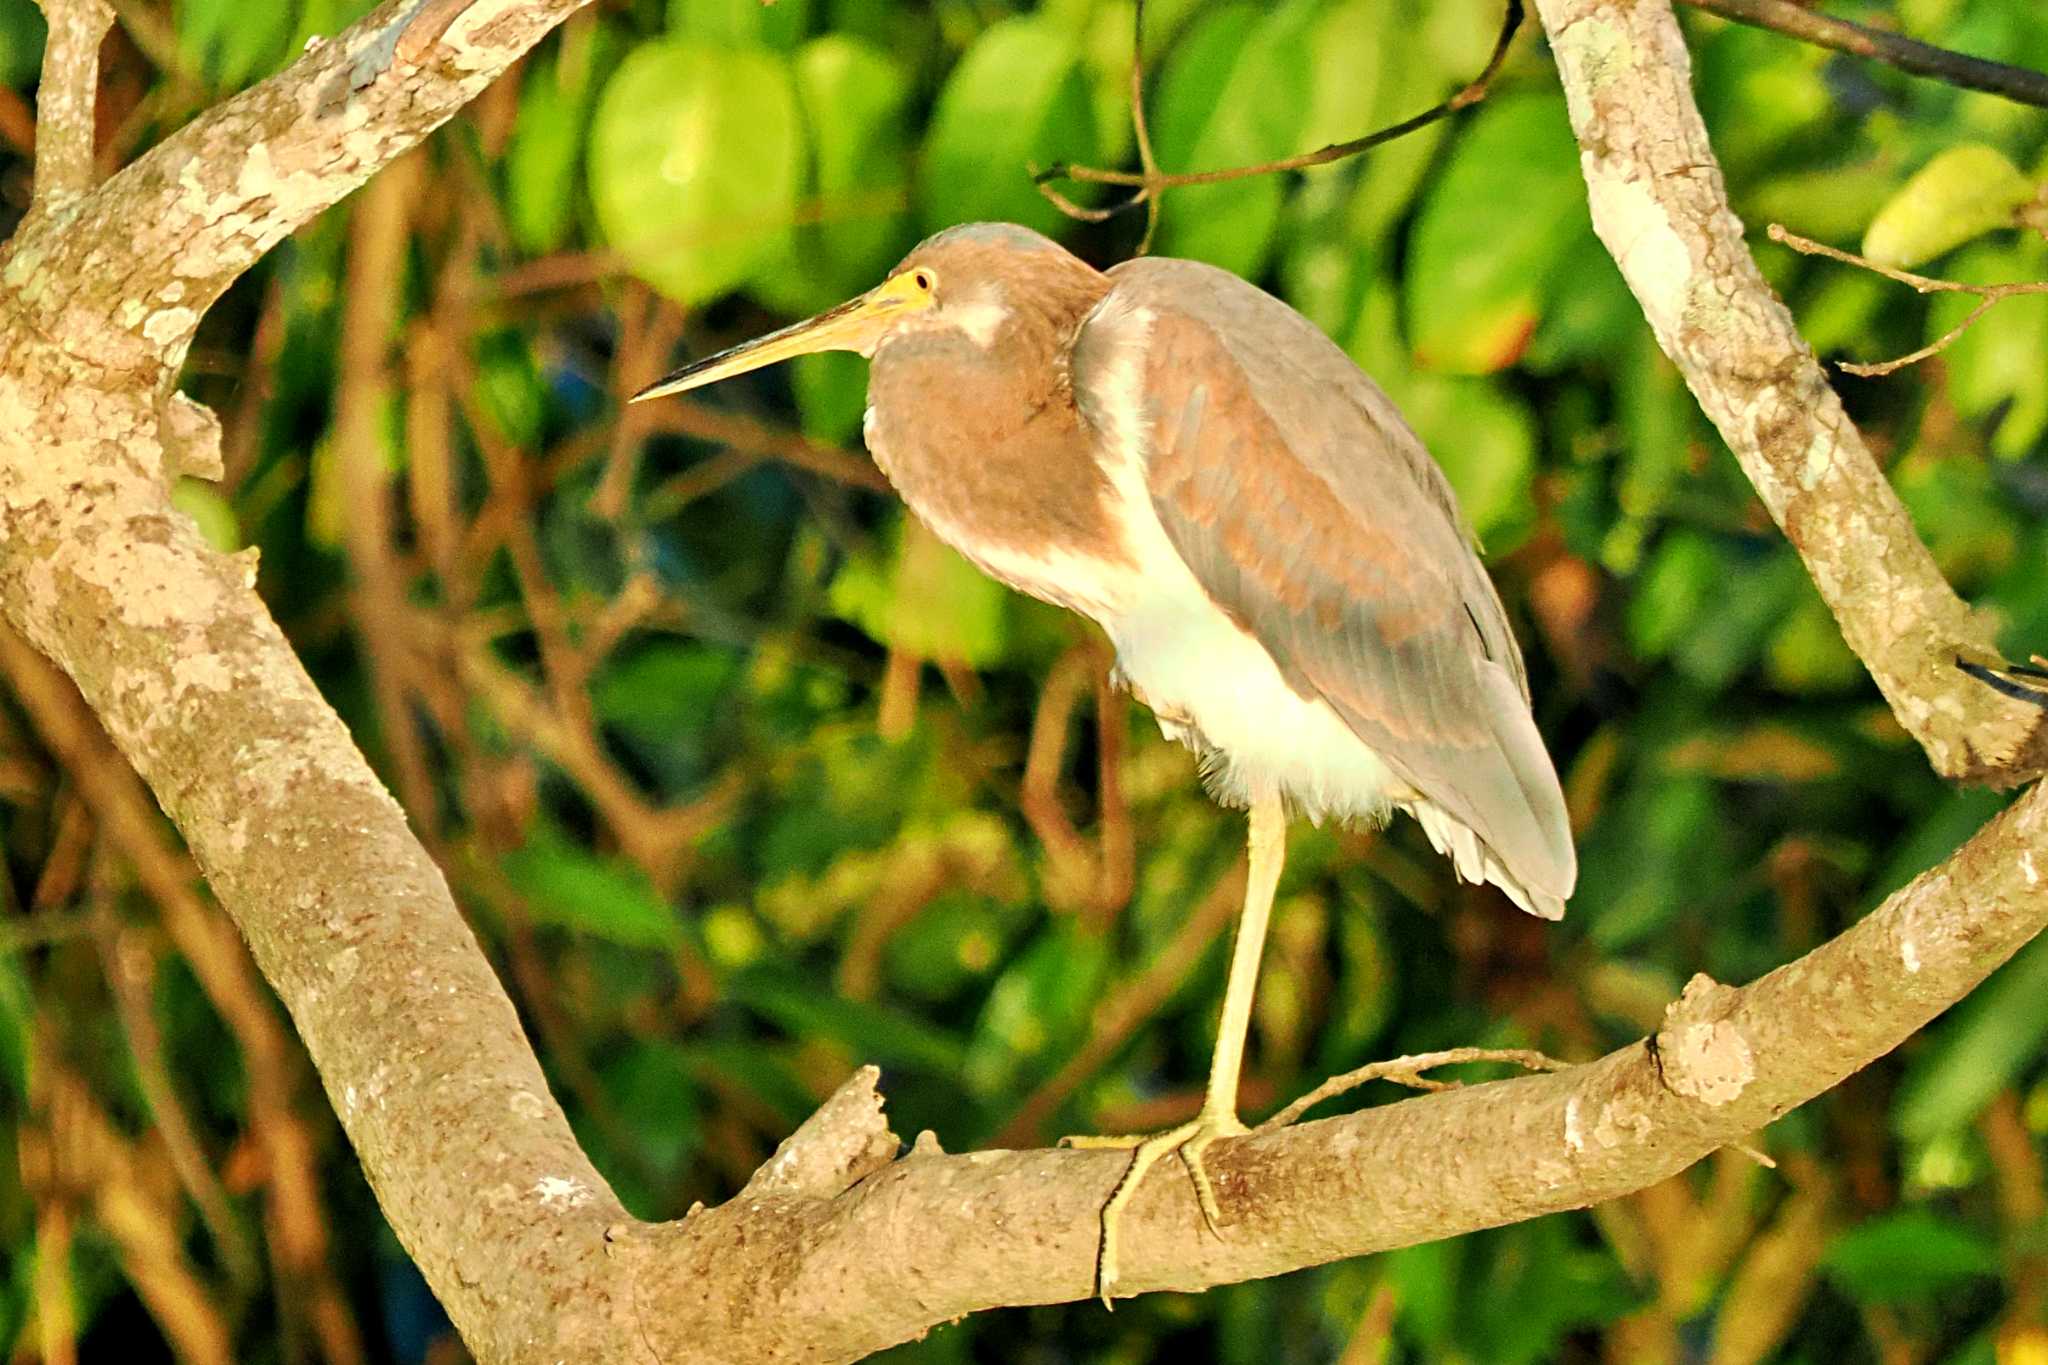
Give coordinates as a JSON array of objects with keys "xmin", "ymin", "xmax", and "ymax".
[{"xmin": 1063, "ymin": 789, "xmax": 1287, "ymax": 1306}]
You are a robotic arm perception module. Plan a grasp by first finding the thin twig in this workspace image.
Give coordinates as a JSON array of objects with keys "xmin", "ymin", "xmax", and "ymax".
[
  {"xmin": 28, "ymin": 0, "xmax": 113, "ymax": 212},
  {"xmin": 1768, "ymin": 224, "xmax": 2048, "ymax": 376},
  {"xmin": 1035, "ymin": 0, "xmax": 1523, "ymax": 227},
  {"xmin": 1255, "ymin": 1047, "xmax": 1571, "ymax": 1133},
  {"xmin": 1128, "ymin": 0, "xmax": 1162, "ymax": 254},
  {"xmin": 1679, "ymin": 0, "xmax": 2048, "ymax": 110}
]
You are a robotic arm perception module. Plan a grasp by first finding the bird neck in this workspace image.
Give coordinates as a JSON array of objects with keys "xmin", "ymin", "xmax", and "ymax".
[{"xmin": 864, "ymin": 277, "xmax": 1127, "ymax": 584}]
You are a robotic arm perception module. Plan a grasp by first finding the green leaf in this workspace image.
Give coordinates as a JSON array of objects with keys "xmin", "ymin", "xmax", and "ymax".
[
  {"xmin": 1894, "ymin": 932, "xmax": 2048, "ymax": 1143},
  {"xmin": 1148, "ymin": 2, "xmax": 1318, "ymax": 279},
  {"xmin": 589, "ymin": 41, "xmax": 805, "ymax": 305},
  {"xmin": 1345, "ymin": 280, "xmax": 1537, "ymax": 544},
  {"xmin": 790, "ymin": 350, "xmax": 870, "ymax": 444},
  {"xmin": 961, "ymin": 920, "xmax": 1109, "ymax": 1098},
  {"xmin": 724, "ymin": 966, "xmax": 966, "ymax": 1074},
  {"xmin": 918, "ymin": 16, "xmax": 1097, "ymax": 237},
  {"xmin": 1863, "ymin": 145, "xmax": 2035, "ymax": 269},
  {"xmin": 505, "ymin": 29, "xmax": 620, "ymax": 257},
  {"xmin": 177, "ymin": 0, "xmax": 292, "ymax": 85},
  {"xmin": 1765, "ymin": 589, "xmax": 1865, "ymax": 694},
  {"xmin": 171, "ymin": 479, "xmax": 242, "ymax": 554},
  {"xmin": 884, "ymin": 893, "xmax": 1009, "ymax": 1002},
  {"xmin": 590, "ymin": 640, "xmax": 741, "ymax": 745},
  {"xmin": 1342, "ymin": 0, "xmax": 1453, "ymax": 248},
  {"xmin": 1298, "ymin": 0, "xmax": 1385, "ymax": 155},
  {"xmin": 828, "ymin": 516, "xmax": 1010, "ymax": 666},
  {"xmin": 668, "ymin": 0, "xmax": 811, "ymax": 50},
  {"xmin": 1926, "ymin": 236, "xmax": 2048, "ymax": 459},
  {"xmin": 0, "ymin": 953, "xmax": 31, "ymax": 1103},
  {"xmin": 1406, "ymin": 92, "xmax": 1591, "ymax": 375},
  {"xmin": 501, "ymin": 832, "xmax": 682, "ymax": 950},
  {"xmin": 0, "ymin": 0, "xmax": 45, "ymax": 88},
  {"xmin": 751, "ymin": 35, "xmax": 915, "ymax": 316},
  {"xmin": 1822, "ymin": 1209, "xmax": 2000, "ymax": 1304},
  {"xmin": 1745, "ymin": 161, "xmax": 1905, "ymax": 247},
  {"xmin": 1397, "ymin": 376, "xmax": 1538, "ymax": 545}
]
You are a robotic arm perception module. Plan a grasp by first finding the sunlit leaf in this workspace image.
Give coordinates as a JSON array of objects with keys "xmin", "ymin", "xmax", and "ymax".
[
  {"xmin": 668, "ymin": 0, "xmax": 810, "ymax": 49},
  {"xmin": 1148, "ymin": 2, "xmax": 1317, "ymax": 278},
  {"xmin": 505, "ymin": 28, "xmax": 622, "ymax": 256},
  {"xmin": 1406, "ymin": 91, "xmax": 1590, "ymax": 375},
  {"xmin": 1927, "ymin": 237, "xmax": 2048, "ymax": 459},
  {"xmin": 828, "ymin": 516, "xmax": 1010, "ymax": 666},
  {"xmin": 178, "ymin": 0, "xmax": 292, "ymax": 85},
  {"xmin": 589, "ymin": 41, "xmax": 805, "ymax": 305},
  {"xmin": 918, "ymin": 16, "xmax": 1097, "ymax": 237},
  {"xmin": 1864, "ymin": 145, "xmax": 2034, "ymax": 268},
  {"xmin": 750, "ymin": 34, "xmax": 915, "ymax": 317}
]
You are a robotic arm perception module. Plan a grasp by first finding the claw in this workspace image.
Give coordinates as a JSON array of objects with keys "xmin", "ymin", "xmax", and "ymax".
[{"xmin": 1064, "ymin": 1106, "xmax": 1246, "ymax": 1306}]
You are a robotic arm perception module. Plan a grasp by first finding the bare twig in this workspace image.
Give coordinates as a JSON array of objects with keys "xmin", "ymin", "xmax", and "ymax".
[
  {"xmin": 28, "ymin": 0, "xmax": 113, "ymax": 212},
  {"xmin": 1035, "ymin": 0, "xmax": 1523, "ymax": 228},
  {"xmin": 1256, "ymin": 1046, "xmax": 1571, "ymax": 1132},
  {"xmin": 1680, "ymin": 0, "xmax": 2048, "ymax": 110},
  {"xmin": 1768, "ymin": 224, "xmax": 2048, "ymax": 377},
  {"xmin": 1128, "ymin": 0, "xmax": 1163, "ymax": 253}
]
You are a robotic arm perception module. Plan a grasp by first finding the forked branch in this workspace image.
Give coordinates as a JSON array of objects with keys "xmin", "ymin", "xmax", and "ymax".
[{"xmin": 1769, "ymin": 223, "xmax": 2048, "ymax": 377}]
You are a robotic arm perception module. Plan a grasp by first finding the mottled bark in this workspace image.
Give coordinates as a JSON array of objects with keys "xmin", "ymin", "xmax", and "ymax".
[
  {"xmin": 1537, "ymin": 0, "xmax": 2047, "ymax": 784},
  {"xmin": 0, "ymin": 0, "xmax": 2040, "ymax": 1362}
]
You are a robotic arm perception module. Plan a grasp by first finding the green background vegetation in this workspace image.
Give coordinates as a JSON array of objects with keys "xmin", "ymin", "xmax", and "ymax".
[{"xmin": 2, "ymin": 0, "xmax": 2046, "ymax": 1360}]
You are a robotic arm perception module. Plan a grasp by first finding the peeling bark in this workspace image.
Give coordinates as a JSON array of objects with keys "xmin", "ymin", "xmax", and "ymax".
[{"xmin": 0, "ymin": 0, "xmax": 2041, "ymax": 1361}]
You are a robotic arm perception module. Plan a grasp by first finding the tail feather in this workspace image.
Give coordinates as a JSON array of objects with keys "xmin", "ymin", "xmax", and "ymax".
[{"xmin": 1409, "ymin": 800, "xmax": 1566, "ymax": 921}]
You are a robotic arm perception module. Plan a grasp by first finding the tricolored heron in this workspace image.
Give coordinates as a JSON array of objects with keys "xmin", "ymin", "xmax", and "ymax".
[{"xmin": 632, "ymin": 222, "xmax": 1576, "ymax": 1300}]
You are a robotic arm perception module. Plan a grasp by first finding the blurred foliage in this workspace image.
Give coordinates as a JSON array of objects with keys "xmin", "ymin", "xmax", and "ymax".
[{"xmin": 1, "ymin": 0, "xmax": 2047, "ymax": 1362}]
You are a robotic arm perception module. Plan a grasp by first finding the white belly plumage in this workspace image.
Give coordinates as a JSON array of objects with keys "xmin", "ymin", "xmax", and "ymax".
[
  {"xmin": 879, "ymin": 422, "xmax": 1405, "ymax": 827},
  {"xmin": 865, "ymin": 405, "xmax": 1551, "ymax": 915}
]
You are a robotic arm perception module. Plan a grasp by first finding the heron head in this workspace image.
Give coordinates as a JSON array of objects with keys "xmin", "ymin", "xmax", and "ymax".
[{"xmin": 629, "ymin": 224, "xmax": 1092, "ymax": 404}]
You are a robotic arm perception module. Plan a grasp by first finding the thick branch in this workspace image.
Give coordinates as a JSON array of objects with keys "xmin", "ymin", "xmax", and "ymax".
[
  {"xmin": 1535, "ymin": 0, "xmax": 2046, "ymax": 785},
  {"xmin": 28, "ymin": 0, "xmax": 113, "ymax": 212},
  {"xmin": 2, "ymin": 0, "xmax": 595, "ymax": 381}
]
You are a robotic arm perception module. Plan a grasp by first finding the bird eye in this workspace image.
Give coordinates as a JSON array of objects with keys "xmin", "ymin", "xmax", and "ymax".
[{"xmin": 910, "ymin": 269, "xmax": 935, "ymax": 294}]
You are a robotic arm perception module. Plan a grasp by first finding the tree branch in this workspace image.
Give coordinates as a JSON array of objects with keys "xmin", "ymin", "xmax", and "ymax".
[
  {"xmin": 28, "ymin": 0, "xmax": 113, "ymax": 213},
  {"xmin": 3, "ymin": 0, "xmax": 2046, "ymax": 1361},
  {"xmin": 1677, "ymin": 0, "xmax": 2048, "ymax": 111},
  {"xmin": 4, "ymin": 0, "xmax": 595, "ymax": 381},
  {"xmin": 1536, "ymin": 0, "xmax": 2046, "ymax": 786}
]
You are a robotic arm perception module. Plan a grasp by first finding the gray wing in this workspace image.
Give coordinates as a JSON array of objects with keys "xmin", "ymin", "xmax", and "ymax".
[{"xmin": 1074, "ymin": 256, "xmax": 1575, "ymax": 907}]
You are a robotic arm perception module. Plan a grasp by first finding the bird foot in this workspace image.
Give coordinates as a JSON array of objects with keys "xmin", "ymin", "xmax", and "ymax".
[{"xmin": 1061, "ymin": 1105, "xmax": 1246, "ymax": 1307}]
